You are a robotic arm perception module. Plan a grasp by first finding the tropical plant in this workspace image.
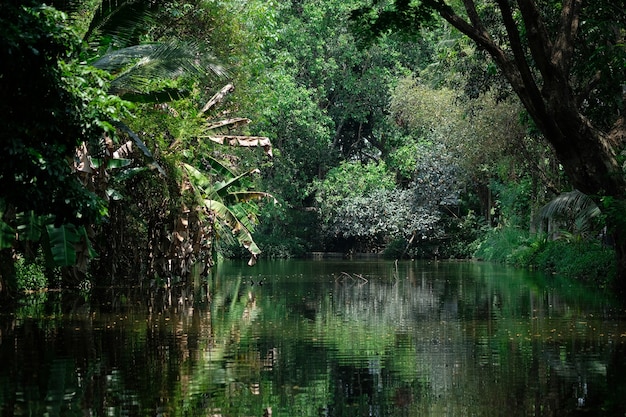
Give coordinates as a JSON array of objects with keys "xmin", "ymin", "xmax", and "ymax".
[
  {"xmin": 0, "ymin": 1, "xmax": 135, "ymax": 292},
  {"xmin": 537, "ymin": 190, "xmax": 603, "ymax": 243},
  {"xmin": 180, "ymin": 89, "xmax": 276, "ymax": 266}
]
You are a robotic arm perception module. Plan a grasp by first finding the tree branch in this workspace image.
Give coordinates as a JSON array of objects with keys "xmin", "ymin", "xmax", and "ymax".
[
  {"xmin": 515, "ymin": 0, "xmax": 554, "ymax": 78},
  {"xmin": 552, "ymin": 0, "xmax": 582, "ymax": 75},
  {"xmin": 496, "ymin": 0, "xmax": 545, "ymax": 100},
  {"xmin": 437, "ymin": 3, "xmax": 534, "ymax": 115}
]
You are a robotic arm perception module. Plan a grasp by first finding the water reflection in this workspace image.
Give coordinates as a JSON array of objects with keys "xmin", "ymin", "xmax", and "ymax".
[{"xmin": 1, "ymin": 260, "xmax": 626, "ymax": 416}]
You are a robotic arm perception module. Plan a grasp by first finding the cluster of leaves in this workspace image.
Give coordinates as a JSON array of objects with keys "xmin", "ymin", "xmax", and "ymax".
[
  {"xmin": 0, "ymin": 2, "xmax": 140, "ymax": 291},
  {"xmin": 312, "ymin": 151, "xmax": 462, "ymax": 254},
  {"xmin": 327, "ymin": 189, "xmax": 441, "ymax": 252},
  {"xmin": 0, "ymin": 0, "xmax": 279, "ymax": 293}
]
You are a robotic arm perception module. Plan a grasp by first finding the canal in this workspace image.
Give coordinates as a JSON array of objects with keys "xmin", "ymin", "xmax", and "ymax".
[{"xmin": 1, "ymin": 260, "xmax": 625, "ymax": 416}]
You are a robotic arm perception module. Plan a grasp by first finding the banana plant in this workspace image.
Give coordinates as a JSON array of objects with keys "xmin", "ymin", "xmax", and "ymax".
[
  {"xmin": 0, "ymin": 208, "xmax": 95, "ymax": 268},
  {"xmin": 183, "ymin": 161, "xmax": 276, "ymax": 266}
]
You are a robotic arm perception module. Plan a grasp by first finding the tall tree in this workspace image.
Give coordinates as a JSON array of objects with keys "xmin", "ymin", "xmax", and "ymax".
[{"xmin": 353, "ymin": 0, "xmax": 626, "ymax": 293}]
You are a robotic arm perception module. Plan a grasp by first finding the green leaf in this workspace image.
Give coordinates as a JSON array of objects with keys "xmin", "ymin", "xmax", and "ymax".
[
  {"xmin": 201, "ymin": 156, "xmax": 236, "ymax": 179},
  {"xmin": 183, "ymin": 163, "xmax": 213, "ymax": 191},
  {"xmin": 0, "ymin": 220, "xmax": 15, "ymax": 250},
  {"xmin": 16, "ymin": 211, "xmax": 45, "ymax": 242},
  {"xmin": 212, "ymin": 169, "xmax": 260, "ymax": 200},
  {"xmin": 113, "ymin": 121, "xmax": 166, "ymax": 176},
  {"xmin": 46, "ymin": 223, "xmax": 81, "ymax": 266},
  {"xmin": 204, "ymin": 199, "xmax": 261, "ymax": 256},
  {"xmin": 77, "ymin": 225, "xmax": 98, "ymax": 259}
]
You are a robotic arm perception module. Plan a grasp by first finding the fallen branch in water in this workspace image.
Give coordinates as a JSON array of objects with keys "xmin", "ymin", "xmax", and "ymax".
[{"xmin": 336, "ymin": 272, "xmax": 368, "ymax": 283}]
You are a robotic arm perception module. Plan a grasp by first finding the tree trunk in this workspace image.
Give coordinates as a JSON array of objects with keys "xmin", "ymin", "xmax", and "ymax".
[{"xmin": 0, "ymin": 248, "xmax": 16, "ymax": 298}]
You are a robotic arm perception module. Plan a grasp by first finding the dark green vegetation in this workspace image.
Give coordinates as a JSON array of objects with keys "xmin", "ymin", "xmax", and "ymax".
[{"xmin": 1, "ymin": 0, "xmax": 624, "ymax": 296}]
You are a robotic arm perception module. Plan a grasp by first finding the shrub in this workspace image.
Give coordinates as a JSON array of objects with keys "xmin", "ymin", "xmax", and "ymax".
[
  {"xmin": 473, "ymin": 226, "xmax": 531, "ymax": 263},
  {"xmin": 15, "ymin": 257, "xmax": 47, "ymax": 292},
  {"xmin": 532, "ymin": 240, "xmax": 615, "ymax": 283}
]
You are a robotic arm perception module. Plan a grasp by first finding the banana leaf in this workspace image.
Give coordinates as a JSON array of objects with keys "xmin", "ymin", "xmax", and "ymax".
[
  {"xmin": 183, "ymin": 163, "xmax": 214, "ymax": 191},
  {"xmin": 46, "ymin": 224, "xmax": 81, "ymax": 266},
  {"xmin": 113, "ymin": 121, "xmax": 166, "ymax": 176},
  {"xmin": 0, "ymin": 219, "xmax": 15, "ymax": 250},
  {"xmin": 211, "ymin": 169, "xmax": 260, "ymax": 200},
  {"xmin": 204, "ymin": 199, "xmax": 261, "ymax": 256},
  {"xmin": 199, "ymin": 157, "xmax": 236, "ymax": 179},
  {"xmin": 16, "ymin": 211, "xmax": 46, "ymax": 242}
]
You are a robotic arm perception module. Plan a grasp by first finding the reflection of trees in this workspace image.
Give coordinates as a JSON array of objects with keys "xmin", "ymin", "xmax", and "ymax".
[{"xmin": 1, "ymin": 261, "xmax": 626, "ymax": 416}]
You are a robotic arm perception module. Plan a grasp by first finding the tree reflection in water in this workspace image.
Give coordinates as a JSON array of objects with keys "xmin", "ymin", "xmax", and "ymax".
[{"xmin": 0, "ymin": 260, "xmax": 625, "ymax": 416}]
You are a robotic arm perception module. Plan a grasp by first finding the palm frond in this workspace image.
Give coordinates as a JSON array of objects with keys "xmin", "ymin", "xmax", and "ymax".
[
  {"xmin": 83, "ymin": 0, "xmax": 156, "ymax": 48},
  {"xmin": 538, "ymin": 189, "xmax": 602, "ymax": 239},
  {"xmin": 539, "ymin": 190, "xmax": 600, "ymax": 221},
  {"xmin": 48, "ymin": 0, "xmax": 82, "ymax": 14},
  {"xmin": 93, "ymin": 41, "xmax": 226, "ymax": 97}
]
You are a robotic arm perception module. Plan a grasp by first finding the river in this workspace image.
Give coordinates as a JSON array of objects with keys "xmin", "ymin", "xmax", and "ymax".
[{"xmin": 1, "ymin": 260, "xmax": 625, "ymax": 416}]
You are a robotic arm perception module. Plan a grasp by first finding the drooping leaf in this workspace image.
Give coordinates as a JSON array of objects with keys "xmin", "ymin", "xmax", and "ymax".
[
  {"xmin": 212, "ymin": 169, "xmax": 261, "ymax": 200},
  {"xmin": 204, "ymin": 199, "xmax": 261, "ymax": 257},
  {"xmin": 205, "ymin": 118, "xmax": 251, "ymax": 131},
  {"xmin": 183, "ymin": 163, "xmax": 214, "ymax": 191},
  {"xmin": 539, "ymin": 190, "xmax": 600, "ymax": 223},
  {"xmin": 200, "ymin": 156, "xmax": 236, "ymax": 179},
  {"xmin": 113, "ymin": 121, "xmax": 166, "ymax": 176},
  {"xmin": 0, "ymin": 220, "xmax": 15, "ymax": 250},
  {"xmin": 77, "ymin": 225, "xmax": 98, "ymax": 259},
  {"xmin": 93, "ymin": 41, "xmax": 226, "ymax": 96},
  {"xmin": 83, "ymin": 0, "xmax": 156, "ymax": 48},
  {"xmin": 199, "ymin": 83, "xmax": 235, "ymax": 114},
  {"xmin": 538, "ymin": 190, "xmax": 601, "ymax": 239},
  {"xmin": 113, "ymin": 166, "xmax": 148, "ymax": 182},
  {"xmin": 206, "ymin": 135, "xmax": 273, "ymax": 157},
  {"xmin": 16, "ymin": 211, "xmax": 46, "ymax": 242},
  {"xmin": 46, "ymin": 223, "xmax": 81, "ymax": 266}
]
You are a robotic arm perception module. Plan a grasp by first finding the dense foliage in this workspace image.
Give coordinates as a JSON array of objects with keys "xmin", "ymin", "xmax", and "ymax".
[{"xmin": 1, "ymin": 0, "xmax": 622, "ymax": 295}]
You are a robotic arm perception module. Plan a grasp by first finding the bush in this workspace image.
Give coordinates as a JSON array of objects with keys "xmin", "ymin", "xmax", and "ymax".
[
  {"xmin": 531, "ymin": 240, "xmax": 615, "ymax": 283},
  {"xmin": 15, "ymin": 257, "xmax": 47, "ymax": 292},
  {"xmin": 383, "ymin": 238, "xmax": 408, "ymax": 259},
  {"xmin": 475, "ymin": 226, "xmax": 616, "ymax": 285},
  {"xmin": 473, "ymin": 226, "xmax": 531, "ymax": 263}
]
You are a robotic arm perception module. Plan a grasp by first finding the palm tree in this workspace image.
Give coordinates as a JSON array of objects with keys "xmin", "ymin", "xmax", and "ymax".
[{"xmin": 537, "ymin": 190, "xmax": 603, "ymax": 243}]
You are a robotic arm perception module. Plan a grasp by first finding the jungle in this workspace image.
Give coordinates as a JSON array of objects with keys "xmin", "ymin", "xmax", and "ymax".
[{"xmin": 1, "ymin": 0, "xmax": 625, "ymax": 297}]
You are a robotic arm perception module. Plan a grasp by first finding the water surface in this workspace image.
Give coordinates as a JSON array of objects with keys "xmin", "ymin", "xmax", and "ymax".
[{"xmin": 1, "ymin": 260, "xmax": 625, "ymax": 416}]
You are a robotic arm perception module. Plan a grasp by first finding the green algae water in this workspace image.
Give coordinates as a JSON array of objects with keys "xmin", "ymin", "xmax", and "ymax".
[{"xmin": 1, "ymin": 260, "xmax": 626, "ymax": 416}]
